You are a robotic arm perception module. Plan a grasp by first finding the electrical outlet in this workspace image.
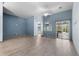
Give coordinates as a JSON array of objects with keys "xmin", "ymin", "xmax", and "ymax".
[{"xmin": 16, "ymin": 33, "xmax": 17, "ymax": 36}]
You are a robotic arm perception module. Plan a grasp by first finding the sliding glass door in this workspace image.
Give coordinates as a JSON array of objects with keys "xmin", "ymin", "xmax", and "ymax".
[{"xmin": 56, "ymin": 20, "xmax": 70, "ymax": 40}]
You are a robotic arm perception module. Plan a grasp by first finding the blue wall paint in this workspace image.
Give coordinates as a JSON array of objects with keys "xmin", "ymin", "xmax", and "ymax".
[
  {"xmin": 3, "ymin": 10, "xmax": 72, "ymax": 40},
  {"xmin": 26, "ymin": 17, "xmax": 34, "ymax": 36},
  {"xmin": 3, "ymin": 13, "xmax": 34, "ymax": 39},
  {"xmin": 43, "ymin": 15, "xmax": 56, "ymax": 38},
  {"xmin": 43, "ymin": 10, "xmax": 72, "ymax": 39}
]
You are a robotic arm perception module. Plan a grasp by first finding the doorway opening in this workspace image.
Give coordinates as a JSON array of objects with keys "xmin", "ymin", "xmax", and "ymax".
[
  {"xmin": 34, "ymin": 16, "xmax": 43, "ymax": 37},
  {"xmin": 56, "ymin": 20, "xmax": 70, "ymax": 40}
]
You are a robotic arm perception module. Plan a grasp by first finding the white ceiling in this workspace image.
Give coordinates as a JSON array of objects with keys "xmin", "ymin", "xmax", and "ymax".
[{"xmin": 3, "ymin": 2, "xmax": 73, "ymax": 18}]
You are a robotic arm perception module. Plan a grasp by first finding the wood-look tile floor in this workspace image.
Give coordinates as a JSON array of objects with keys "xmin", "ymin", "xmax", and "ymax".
[{"xmin": 0, "ymin": 36, "xmax": 78, "ymax": 56}]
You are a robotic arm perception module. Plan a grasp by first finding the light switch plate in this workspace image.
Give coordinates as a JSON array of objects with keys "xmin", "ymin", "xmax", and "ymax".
[{"xmin": 16, "ymin": 24, "xmax": 18, "ymax": 26}]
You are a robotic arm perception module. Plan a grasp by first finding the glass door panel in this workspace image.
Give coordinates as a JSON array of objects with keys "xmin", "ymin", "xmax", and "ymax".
[{"xmin": 56, "ymin": 21, "xmax": 70, "ymax": 40}]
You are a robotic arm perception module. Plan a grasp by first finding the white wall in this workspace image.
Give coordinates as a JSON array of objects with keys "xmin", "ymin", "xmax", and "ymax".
[
  {"xmin": 0, "ymin": 3, "xmax": 3, "ymax": 41},
  {"xmin": 34, "ymin": 16, "xmax": 43, "ymax": 36},
  {"xmin": 72, "ymin": 2, "xmax": 79, "ymax": 54}
]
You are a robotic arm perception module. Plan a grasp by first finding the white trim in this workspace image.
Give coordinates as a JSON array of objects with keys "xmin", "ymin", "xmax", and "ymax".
[{"xmin": 0, "ymin": 2, "xmax": 3, "ymax": 42}]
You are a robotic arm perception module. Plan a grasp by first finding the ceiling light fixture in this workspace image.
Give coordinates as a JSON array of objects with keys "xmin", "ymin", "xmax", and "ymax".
[{"xmin": 44, "ymin": 13, "xmax": 49, "ymax": 16}]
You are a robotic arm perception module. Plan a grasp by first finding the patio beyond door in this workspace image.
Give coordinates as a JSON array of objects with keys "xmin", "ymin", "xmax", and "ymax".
[{"xmin": 56, "ymin": 21, "xmax": 70, "ymax": 40}]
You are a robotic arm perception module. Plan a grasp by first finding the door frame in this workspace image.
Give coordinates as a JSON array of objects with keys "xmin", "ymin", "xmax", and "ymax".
[{"xmin": 56, "ymin": 20, "xmax": 70, "ymax": 40}]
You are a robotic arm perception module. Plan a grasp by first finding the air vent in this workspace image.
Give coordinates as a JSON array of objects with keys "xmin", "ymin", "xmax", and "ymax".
[{"xmin": 59, "ymin": 6, "xmax": 62, "ymax": 9}]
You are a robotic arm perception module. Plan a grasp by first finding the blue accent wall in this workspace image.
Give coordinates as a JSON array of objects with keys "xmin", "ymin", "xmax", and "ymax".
[
  {"xmin": 3, "ymin": 13, "xmax": 34, "ymax": 39},
  {"xmin": 3, "ymin": 10, "xmax": 72, "ymax": 40},
  {"xmin": 43, "ymin": 15, "xmax": 56, "ymax": 38},
  {"xmin": 43, "ymin": 10, "xmax": 72, "ymax": 39},
  {"xmin": 26, "ymin": 17, "xmax": 34, "ymax": 36}
]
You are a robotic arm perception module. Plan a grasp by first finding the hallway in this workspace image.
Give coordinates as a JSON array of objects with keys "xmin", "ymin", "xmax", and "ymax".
[{"xmin": 0, "ymin": 36, "xmax": 78, "ymax": 56}]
